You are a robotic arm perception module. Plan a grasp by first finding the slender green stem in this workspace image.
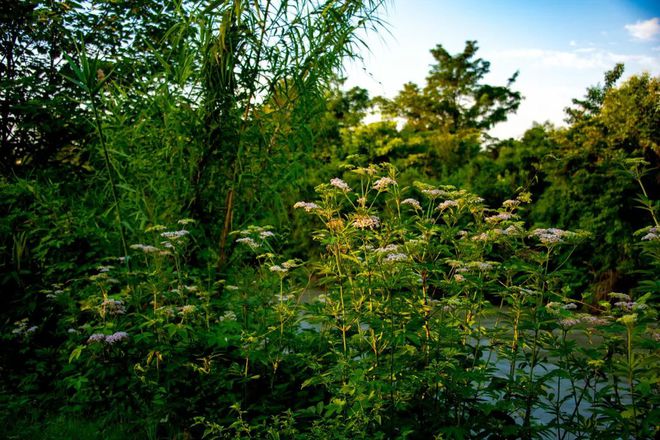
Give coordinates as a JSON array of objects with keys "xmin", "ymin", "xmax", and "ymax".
[{"xmin": 90, "ymin": 95, "xmax": 129, "ymax": 263}]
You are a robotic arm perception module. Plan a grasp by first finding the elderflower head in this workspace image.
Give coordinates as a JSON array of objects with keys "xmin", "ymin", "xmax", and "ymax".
[
  {"xmin": 531, "ymin": 228, "xmax": 573, "ymax": 245},
  {"xmin": 352, "ymin": 214, "xmax": 380, "ymax": 229},
  {"xmin": 641, "ymin": 232, "xmax": 659, "ymax": 241},
  {"xmin": 330, "ymin": 178, "xmax": 351, "ymax": 192},
  {"xmin": 160, "ymin": 230, "xmax": 189, "ymax": 240},
  {"xmin": 269, "ymin": 265, "xmax": 288, "ymax": 273},
  {"xmin": 401, "ymin": 198, "xmax": 421, "ymax": 210},
  {"xmin": 373, "ymin": 177, "xmax": 396, "ymax": 191},
  {"xmin": 293, "ymin": 201, "xmax": 320, "ymax": 212},
  {"xmin": 502, "ymin": 199, "xmax": 520, "ymax": 209},
  {"xmin": 437, "ymin": 200, "xmax": 459, "ymax": 211},
  {"xmin": 236, "ymin": 237, "xmax": 259, "ymax": 249},
  {"xmin": 219, "ymin": 311, "xmax": 237, "ymax": 322},
  {"xmin": 130, "ymin": 244, "xmax": 160, "ymax": 254},
  {"xmin": 422, "ymin": 189, "xmax": 444, "ymax": 198},
  {"xmin": 87, "ymin": 333, "xmax": 106, "ymax": 344},
  {"xmin": 180, "ymin": 305, "xmax": 196, "ymax": 315},
  {"xmin": 102, "ymin": 299, "xmax": 126, "ymax": 315},
  {"xmin": 384, "ymin": 253, "xmax": 408, "ymax": 263},
  {"xmin": 105, "ymin": 331, "xmax": 129, "ymax": 344},
  {"xmin": 485, "ymin": 212, "xmax": 513, "ymax": 223},
  {"xmin": 374, "ymin": 244, "xmax": 399, "ymax": 254},
  {"xmin": 559, "ymin": 318, "xmax": 580, "ymax": 328}
]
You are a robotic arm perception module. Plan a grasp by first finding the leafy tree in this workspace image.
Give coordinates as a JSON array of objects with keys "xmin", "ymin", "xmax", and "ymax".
[
  {"xmin": 375, "ymin": 40, "xmax": 521, "ymax": 178},
  {"xmin": 533, "ymin": 71, "xmax": 659, "ymax": 297},
  {"xmin": 387, "ymin": 40, "xmax": 521, "ymax": 133}
]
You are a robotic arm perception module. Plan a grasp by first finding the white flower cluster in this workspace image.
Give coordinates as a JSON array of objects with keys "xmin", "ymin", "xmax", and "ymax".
[
  {"xmin": 180, "ymin": 305, "xmax": 196, "ymax": 315},
  {"xmin": 102, "ymin": 299, "xmax": 126, "ymax": 315},
  {"xmin": 502, "ymin": 199, "xmax": 520, "ymax": 209},
  {"xmin": 236, "ymin": 237, "xmax": 259, "ymax": 249},
  {"xmin": 161, "ymin": 230, "xmax": 189, "ymax": 240},
  {"xmin": 374, "ymin": 244, "xmax": 399, "ymax": 254},
  {"xmin": 373, "ymin": 177, "xmax": 397, "ymax": 191},
  {"xmin": 330, "ymin": 178, "xmax": 351, "ymax": 192},
  {"xmin": 437, "ymin": 200, "xmax": 459, "ymax": 211},
  {"xmin": 293, "ymin": 201, "xmax": 320, "ymax": 212},
  {"xmin": 530, "ymin": 228, "xmax": 573, "ymax": 245},
  {"xmin": 421, "ymin": 189, "xmax": 445, "ymax": 198},
  {"xmin": 642, "ymin": 227, "xmax": 658, "ymax": 241},
  {"xmin": 219, "ymin": 310, "xmax": 237, "ymax": 322},
  {"xmin": 485, "ymin": 212, "xmax": 513, "ymax": 223},
  {"xmin": 88, "ymin": 331, "xmax": 129, "ymax": 344},
  {"xmin": 401, "ymin": 198, "xmax": 421, "ymax": 210},
  {"xmin": 384, "ymin": 253, "xmax": 408, "ymax": 263},
  {"xmin": 130, "ymin": 244, "xmax": 160, "ymax": 253},
  {"xmin": 352, "ymin": 214, "xmax": 380, "ymax": 229},
  {"xmin": 12, "ymin": 319, "xmax": 37, "ymax": 336}
]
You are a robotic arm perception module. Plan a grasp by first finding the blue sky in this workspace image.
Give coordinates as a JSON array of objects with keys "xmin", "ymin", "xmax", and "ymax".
[{"xmin": 343, "ymin": 0, "xmax": 660, "ymax": 138}]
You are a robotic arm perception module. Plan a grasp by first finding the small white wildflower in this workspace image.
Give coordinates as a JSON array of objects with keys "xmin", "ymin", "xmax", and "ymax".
[
  {"xmin": 160, "ymin": 230, "xmax": 189, "ymax": 240},
  {"xmin": 502, "ymin": 199, "xmax": 520, "ymax": 209},
  {"xmin": 161, "ymin": 241, "xmax": 175, "ymax": 249},
  {"xmin": 102, "ymin": 299, "xmax": 126, "ymax": 315},
  {"xmin": 180, "ymin": 305, "xmax": 196, "ymax": 315},
  {"xmin": 330, "ymin": 178, "xmax": 351, "ymax": 192},
  {"xmin": 559, "ymin": 318, "xmax": 580, "ymax": 328},
  {"xmin": 472, "ymin": 233, "xmax": 489, "ymax": 241},
  {"xmin": 562, "ymin": 303, "xmax": 577, "ymax": 310},
  {"xmin": 105, "ymin": 331, "xmax": 129, "ymax": 344},
  {"xmin": 98, "ymin": 265, "xmax": 114, "ymax": 273},
  {"xmin": 219, "ymin": 310, "xmax": 237, "ymax": 322},
  {"xmin": 87, "ymin": 333, "xmax": 106, "ymax": 344},
  {"xmin": 352, "ymin": 214, "xmax": 380, "ymax": 229},
  {"xmin": 614, "ymin": 301, "xmax": 636, "ymax": 311},
  {"xmin": 374, "ymin": 244, "xmax": 399, "ymax": 254},
  {"xmin": 259, "ymin": 230, "xmax": 275, "ymax": 239},
  {"xmin": 384, "ymin": 253, "xmax": 408, "ymax": 263},
  {"xmin": 485, "ymin": 212, "xmax": 513, "ymax": 223},
  {"xmin": 422, "ymin": 189, "xmax": 444, "ymax": 198},
  {"xmin": 293, "ymin": 201, "xmax": 320, "ymax": 212},
  {"xmin": 437, "ymin": 200, "xmax": 459, "ymax": 211},
  {"xmin": 236, "ymin": 237, "xmax": 259, "ymax": 249},
  {"xmin": 579, "ymin": 315, "xmax": 609, "ymax": 326},
  {"xmin": 373, "ymin": 177, "xmax": 396, "ymax": 191},
  {"xmin": 269, "ymin": 265, "xmax": 288, "ymax": 273},
  {"xmin": 531, "ymin": 228, "xmax": 572, "ymax": 245},
  {"xmin": 401, "ymin": 198, "xmax": 421, "ymax": 210},
  {"xmin": 641, "ymin": 232, "xmax": 658, "ymax": 241},
  {"xmin": 130, "ymin": 244, "xmax": 160, "ymax": 253}
]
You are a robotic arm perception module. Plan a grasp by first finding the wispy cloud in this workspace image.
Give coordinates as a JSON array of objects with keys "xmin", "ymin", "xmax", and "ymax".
[
  {"xmin": 494, "ymin": 48, "xmax": 659, "ymax": 71},
  {"xmin": 624, "ymin": 18, "xmax": 660, "ymax": 41}
]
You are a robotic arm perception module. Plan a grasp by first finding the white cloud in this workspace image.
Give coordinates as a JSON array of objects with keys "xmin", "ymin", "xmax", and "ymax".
[
  {"xmin": 494, "ymin": 48, "xmax": 660, "ymax": 72},
  {"xmin": 624, "ymin": 18, "xmax": 660, "ymax": 41},
  {"xmin": 569, "ymin": 40, "xmax": 577, "ymax": 47}
]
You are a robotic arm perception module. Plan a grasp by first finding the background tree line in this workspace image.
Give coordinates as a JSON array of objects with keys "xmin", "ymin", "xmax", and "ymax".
[{"xmin": 0, "ymin": 1, "xmax": 658, "ymax": 436}]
